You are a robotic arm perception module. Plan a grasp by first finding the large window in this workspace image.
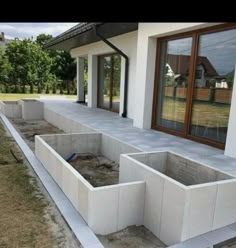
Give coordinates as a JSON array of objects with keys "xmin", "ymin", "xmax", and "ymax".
[
  {"xmin": 98, "ymin": 54, "xmax": 121, "ymax": 112},
  {"xmin": 153, "ymin": 24, "xmax": 236, "ymax": 148}
]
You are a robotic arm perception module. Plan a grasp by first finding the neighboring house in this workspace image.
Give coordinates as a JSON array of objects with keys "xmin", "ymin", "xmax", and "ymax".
[
  {"xmin": 166, "ymin": 54, "xmax": 218, "ymax": 87},
  {"xmin": 45, "ymin": 22, "xmax": 236, "ymax": 158},
  {"xmin": 0, "ymin": 32, "xmax": 12, "ymax": 49}
]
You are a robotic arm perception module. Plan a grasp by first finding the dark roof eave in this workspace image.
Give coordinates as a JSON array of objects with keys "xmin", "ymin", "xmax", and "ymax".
[
  {"xmin": 45, "ymin": 22, "xmax": 101, "ymax": 49},
  {"xmin": 45, "ymin": 23, "xmax": 138, "ymax": 52}
]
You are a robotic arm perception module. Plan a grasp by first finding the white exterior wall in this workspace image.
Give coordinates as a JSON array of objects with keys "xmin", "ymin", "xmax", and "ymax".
[
  {"xmin": 224, "ymin": 63, "xmax": 236, "ymax": 158},
  {"xmin": 70, "ymin": 23, "xmax": 236, "ymax": 157},
  {"xmin": 133, "ymin": 22, "xmax": 222, "ymax": 129},
  {"xmin": 71, "ymin": 31, "xmax": 138, "ymax": 119}
]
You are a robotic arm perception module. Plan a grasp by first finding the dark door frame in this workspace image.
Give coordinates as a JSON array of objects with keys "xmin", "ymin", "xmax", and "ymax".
[{"xmin": 152, "ymin": 23, "xmax": 236, "ymax": 149}]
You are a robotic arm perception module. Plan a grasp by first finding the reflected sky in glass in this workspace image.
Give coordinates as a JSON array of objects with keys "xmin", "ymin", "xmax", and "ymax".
[{"xmin": 168, "ymin": 29, "xmax": 236, "ymax": 75}]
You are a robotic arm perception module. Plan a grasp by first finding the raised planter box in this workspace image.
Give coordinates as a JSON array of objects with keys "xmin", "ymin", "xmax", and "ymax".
[
  {"xmin": 120, "ymin": 151, "xmax": 236, "ymax": 246},
  {"xmin": 0, "ymin": 101, "xmax": 22, "ymax": 118},
  {"xmin": 44, "ymin": 108, "xmax": 94, "ymax": 133},
  {"xmin": 18, "ymin": 99, "xmax": 44, "ymax": 120},
  {"xmin": 35, "ymin": 132, "xmax": 143, "ymax": 235}
]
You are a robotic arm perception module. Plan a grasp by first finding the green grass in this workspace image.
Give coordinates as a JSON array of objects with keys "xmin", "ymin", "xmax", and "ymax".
[
  {"xmin": 0, "ymin": 93, "xmax": 76, "ymax": 101},
  {"xmin": 161, "ymin": 97, "xmax": 230, "ymax": 127}
]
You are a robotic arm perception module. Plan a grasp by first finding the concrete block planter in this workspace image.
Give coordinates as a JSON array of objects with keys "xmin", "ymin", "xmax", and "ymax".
[
  {"xmin": 44, "ymin": 108, "xmax": 94, "ymax": 133},
  {"xmin": 0, "ymin": 101, "xmax": 22, "ymax": 118},
  {"xmin": 18, "ymin": 99, "xmax": 44, "ymax": 120},
  {"xmin": 120, "ymin": 151, "xmax": 236, "ymax": 246},
  {"xmin": 35, "ymin": 130, "xmax": 236, "ymax": 246},
  {"xmin": 35, "ymin": 132, "xmax": 143, "ymax": 235}
]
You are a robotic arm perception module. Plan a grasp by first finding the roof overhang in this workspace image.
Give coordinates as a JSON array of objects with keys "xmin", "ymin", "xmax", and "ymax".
[{"xmin": 45, "ymin": 23, "xmax": 138, "ymax": 52}]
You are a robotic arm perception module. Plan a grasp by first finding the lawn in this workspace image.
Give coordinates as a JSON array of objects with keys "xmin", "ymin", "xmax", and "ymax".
[
  {"xmin": 0, "ymin": 121, "xmax": 76, "ymax": 247},
  {"xmin": 0, "ymin": 93, "xmax": 76, "ymax": 101},
  {"xmin": 161, "ymin": 97, "xmax": 230, "ymax": 127}
]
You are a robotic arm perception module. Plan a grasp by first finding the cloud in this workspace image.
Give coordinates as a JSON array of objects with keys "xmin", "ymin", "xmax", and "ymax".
[{"xmin": 0, "ymin": 23, "xmax": 78, "ymax": 40}]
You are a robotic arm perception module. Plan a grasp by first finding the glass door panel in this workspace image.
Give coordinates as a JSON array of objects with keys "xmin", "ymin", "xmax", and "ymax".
[
  {"xmin": 156, "ymin": 37, "xmax": 192, "ymax": 132},
  {"xmin": 98, "ymin": 56, "xmax": 111, "ymax": 109},
  {"xmin": 190, "ymin": 29, "xmax": 236, "ymax": 144},
  {"xmin": 98, "ymin": 54, "xmax": 121, "ymax": 112}
]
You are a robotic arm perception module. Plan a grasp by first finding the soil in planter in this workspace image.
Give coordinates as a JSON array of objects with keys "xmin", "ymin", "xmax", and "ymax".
[
  {"xmin": 97, "ymin": 225, "xmax": 166, "ymax": 248},
  {"xmin": 10, "ymin": 119, "xmax": 64, "ymax": 150},
  {"xmin": 214, "ymin": 237, "xmax": 236, "ymax": 247},
  {"xmin": 69, "ymin": 153, "xmax": 119, "ymax": 187}
]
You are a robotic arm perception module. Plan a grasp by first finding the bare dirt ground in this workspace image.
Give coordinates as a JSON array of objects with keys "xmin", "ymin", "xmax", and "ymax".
[
  {"xmin": 69, "ymin": 154, "xmax": 119, "ymax": 187},
  {"xmin": 10, "ymin": 118, "xmax": 64, "ymax": 150},
  {"xmin": 97, "ymin": 225, "xmax": 166, "ymax": 248},
  {"xmin": 10, "ymin": 117, "xmax": 166, "ymax": 248},
  {"xmin": 0, "ymin": 120, "xmax": 81, "ymax": 248}
]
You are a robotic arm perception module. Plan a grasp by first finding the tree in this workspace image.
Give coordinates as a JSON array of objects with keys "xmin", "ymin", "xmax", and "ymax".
[
  {"xmin": 0, "ymin": 48, "xmax": 11, "ymax": 84},
  {"xmin": 5, "ymin": 38, "xmax": 53, "ymax": 89},
  {"xmin": 36, "ymin": 34, "xmax": 53, "ymax": 47},
  {"xmin": 53, "ymin": 51, "xmax": 76, "ymax": 94}
]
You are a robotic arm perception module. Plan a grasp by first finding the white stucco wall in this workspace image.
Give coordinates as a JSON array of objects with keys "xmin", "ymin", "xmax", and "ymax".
[
  {"xmin": 71, "ymin": 31, "xmax": 138, "ymax": 119},
  {"xmin": 224, "ymin": 62, "xmax": 236, "ymax": 158},
  {"xmin": 133, "ymin": 22, "xmax": 222, "ymax": 129}
]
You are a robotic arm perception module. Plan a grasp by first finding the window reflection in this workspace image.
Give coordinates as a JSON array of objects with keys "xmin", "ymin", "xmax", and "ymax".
[
  {"xmin": 154, "ymin": 26, "xmax": 236, "ymax": 145},
  {"xmin": 156, "ymin": 37, "xmax": 192, "ymax": 132},
  {"xmin": 190, "ymin": 29, "xmax": 236, "ymax": 143}
]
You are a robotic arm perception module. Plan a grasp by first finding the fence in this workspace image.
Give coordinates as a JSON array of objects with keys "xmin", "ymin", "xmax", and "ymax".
[{"xmin": 164, "ymin": 87, "xmax": 232, "ymax": 104}]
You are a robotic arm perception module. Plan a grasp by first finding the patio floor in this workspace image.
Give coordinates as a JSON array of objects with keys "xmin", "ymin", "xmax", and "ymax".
[{"xmin": 42, "ymin": 99, "xmax": 236, "ymax": 177}]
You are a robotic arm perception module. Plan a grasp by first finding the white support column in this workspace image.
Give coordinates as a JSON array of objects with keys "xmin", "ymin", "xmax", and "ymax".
[
  {"xmin": 76, "ymin": 57, "xmax": 85, "ymax": 102},
  {"xmin": 133, "ymin": 36, "xmax": 157, "ymax": 129},
  {"xmin": 224, "ymin": 63, "xmax": 236, "ymax": 158},
  {"xmin": 119, "ymin": 57, "xmax": 126, "ymax": 116},
  {"xmin": 87, "ymin": 54, "xmax": 98, "ymax": 108}
]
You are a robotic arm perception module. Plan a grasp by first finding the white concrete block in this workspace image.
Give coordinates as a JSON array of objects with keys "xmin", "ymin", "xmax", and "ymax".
[
  {"xmin": 39, "ymin": 142, "xmax": 50, "ymax": 171},
  {"xmin": 187, "ymin": 184, "xmax": 217, "ymax": 239},
  {"xmin": 77, "ymin": 178, "xmax": 90, "ymax": 222},
  {"xmin": 72, "ymin": 134, "xmax": 88, "ymax": 154},
  {"xmin": 19, "ymin": 99, "xmax": 44, "ymax": 120},
  {"xmin": 47, "ymin": 148, "xmax": 58, "ymax": 180},
  {"xmin": 56, "ymin": 134, "xmax": 72, "ymax": 159},
  {"xmin": 87, "ymin": 133, "xmax": 101, "ymax": 155},
  {"xmin": 160, "ymin": 179, "xmax": 189, "ymax": 246},
  {"xmin": 52, "ymin": 153, "xmax": 64, "ymax": 187},
  {"xmin": 40, "ymin": 135, "xmax": 57, "ymax": 150},
  {"xmin": 70, "ymin": 119, "xmax": 81, "ymax": 133},
  {"xmin": 213, "ymin": 180, "xmax": 236, "ymax": 229},
  {"xmin": 119, "ymin": 155, "xmax": 146, "ymax": 183},
  {"xmin": 62, "ymin": 164, "xmax": 79, "ymax": 209},
  {"xmin": 118, "ymin": 182, "xmax": 145, "ymax": 230},
  {"xmin": 64, "ymin": 117, "xmax": 72, "ymax": 132},
  {"xmin": 148, "ymin": 152, "xmax": 167, "ymax": 172},
  {"xmin": 143, "ymin": 170, "xmax": 165, "ymax": 237},
  {"xmin": 88, "ymin": 186, "xmax": 119, "ymax": 234}
]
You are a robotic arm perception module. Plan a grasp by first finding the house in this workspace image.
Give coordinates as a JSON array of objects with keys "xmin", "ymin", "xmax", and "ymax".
[
  {"xmin": 46, "ymin": 22, "xmax": 236, "ymax": 158},
  {"xmin": 0, "ymin": 32, "xmax": 12, "ymax": 49},
  {"xmin": 166, "ymin": 54, "xmax": 218, "ymax": 87}
]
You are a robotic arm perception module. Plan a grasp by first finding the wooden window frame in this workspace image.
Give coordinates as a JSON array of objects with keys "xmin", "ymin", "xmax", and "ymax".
[{"xmin": 152, "ymin": 23, "xmax": 236, "ymax": 150}]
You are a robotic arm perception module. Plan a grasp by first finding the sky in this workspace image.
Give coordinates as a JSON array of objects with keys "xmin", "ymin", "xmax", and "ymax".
[{"xmin": 0, "ymin": 23, "xmax": 78, "ymax": 40}]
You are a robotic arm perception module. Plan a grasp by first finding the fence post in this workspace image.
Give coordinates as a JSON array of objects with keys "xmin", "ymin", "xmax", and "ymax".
[{"xmin": 209, "ymin": 87, "xmax": 215, "ymax": 103}]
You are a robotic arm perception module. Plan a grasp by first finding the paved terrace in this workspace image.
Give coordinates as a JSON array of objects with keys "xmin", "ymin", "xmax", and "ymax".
[{"xmin": 43, "ymin": 99, "xmax": 236, "ymax": 177}]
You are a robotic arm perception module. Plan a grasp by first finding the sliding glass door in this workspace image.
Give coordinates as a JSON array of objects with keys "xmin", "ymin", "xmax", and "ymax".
[
  {"xmin": 98, "ymin": 54, "xmax": 121, "ymax": 112},
  {"xmin": 155, "ymin": 37, "xmax": 192, "ymax": 132},
  {"xmin": 190, "ymin": 29, "xmax": 236, "ymax": 144},
  {"xmin": 153, "ymin": 24, "xmax": 236, "ymax": 148}
]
